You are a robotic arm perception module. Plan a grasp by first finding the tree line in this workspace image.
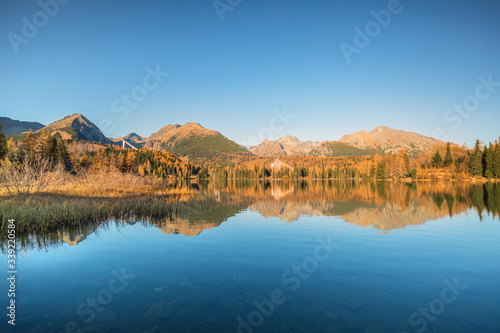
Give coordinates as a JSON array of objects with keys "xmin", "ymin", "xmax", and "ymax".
[
  {"xmin": 203, "ymin": 141, "xmax": 500, "ymax": 181},
  {"xmin": 1, "ymin": 123, "xmax": 499, "ymax": 182},
  {"xmin": 1, "ymin": 128, "xmax": 72, "ymax": 171},
  {"xmin": 0, "ymin": 126, "xmax": 200, "ymax": 180},
  {"xmin": 85, "ymin": 147, "xmax": 200, "ymax": 179}
]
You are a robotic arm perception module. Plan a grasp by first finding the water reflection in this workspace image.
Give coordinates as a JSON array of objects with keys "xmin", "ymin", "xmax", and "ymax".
[
  {"xmin": 2, "ymin": 181, "xmax": 499, "ymax": 251},
  {"xmin": 201, "ymin": 180, "xmax": 500, "ymax": 230}
]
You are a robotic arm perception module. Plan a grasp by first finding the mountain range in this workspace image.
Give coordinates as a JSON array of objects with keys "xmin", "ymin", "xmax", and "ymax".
[
  {"xmin": 2, "ymin": 113, "xmax": 447, "ymax": 163},
  {"xmin": 5, "ymin": 114, "xmax": 111, "ymax": 144},
  {"xmin": 143, "ymin": 122, "xmax": 250, "ymax": 163},
  {"xmin": 0, "ymin": 116, "xmax": 45, "ymax": 135},
  {"xmin": 249, "ymin": 126, "xmax": 443, "ymax": 157}
]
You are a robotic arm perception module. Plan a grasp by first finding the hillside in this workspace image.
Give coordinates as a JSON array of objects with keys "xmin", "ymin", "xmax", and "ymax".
[
  {"xmin": 41, "ymin": 114, "xmax": 112, "ymax": 143},
  {"xmin": 5, "ymin": 114, "xmax": 449, "ymax": 163},
  {"xmin": 145, "ymin": 122, "xmax": 251, "ymax": 164},
  {"xmin": 249, "ymin": 126, "xmax": 444, "ymax": 157},
  {"xmin": 0, "ymin": 116, "xmax": 44, "ymax": 135},
  {"xmin": 7, "ymin": 114, "xmax": 112, "ymax": 144},
  {"xmin": 310, "ymin": 141, "xmax": 378, "ymax": 157},
  {"xmin": 5, "ymin": 115, "xmax": 250, "ymax": 165},
  {"xmin": 339, "ymin": 126, "xmax": 443, "ymax": 157},
  {"xmin": 249, "ymin": 135, "xmax": 321, "ymax": 156},
  {"xmin": 249, "ymin": 139, "xmax": 286, "ymax": 156}
]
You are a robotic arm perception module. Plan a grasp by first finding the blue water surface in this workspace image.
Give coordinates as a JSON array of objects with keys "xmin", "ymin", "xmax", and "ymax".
[{"xmin": 1, "ymin": 183, "xmax": 500, "ymax": 333}]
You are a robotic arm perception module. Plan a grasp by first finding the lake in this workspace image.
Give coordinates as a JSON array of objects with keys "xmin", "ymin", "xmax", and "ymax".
[{"xmin": 1, "ymin": 181, "xmax": 500, "ymax": 332}]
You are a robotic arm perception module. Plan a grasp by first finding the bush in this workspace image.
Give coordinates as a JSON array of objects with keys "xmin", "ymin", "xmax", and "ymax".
[{"xmin": 0, "ymin": 157, "xmax": 66, "ymax": 194}]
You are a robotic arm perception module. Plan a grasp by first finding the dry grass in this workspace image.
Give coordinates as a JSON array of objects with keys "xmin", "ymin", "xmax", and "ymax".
[
  {"xmin": 50, "ymin": 170, "xmax": 188, "ymax": 197},
  {"xmin": 0, "ymin": 192, "xmax": 189, "ymax": 234},
  {"xmin": 0, "ymin": 163, "xmax": 196, "ymax": 234},
  {"xmin": 0, "ymin": 158, "xmax": 66, "ymax": 194},
  {"xmin": 0, "ymin": 165, "xmax": 193, "ymax": 198}
]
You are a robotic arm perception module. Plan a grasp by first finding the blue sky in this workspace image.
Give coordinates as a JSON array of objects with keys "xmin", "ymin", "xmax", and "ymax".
[{"xmin": 1, "ymin": 0, "xmax": 499, "ymax": 147}]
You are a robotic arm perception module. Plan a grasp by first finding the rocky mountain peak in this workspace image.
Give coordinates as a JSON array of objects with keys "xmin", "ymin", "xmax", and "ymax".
[
  {"xmin": 183, "ymin": 122, "xmax": 204, "ymax": 129},
  {"xmin": 278, "ymin": 135, "xmax": 300, "ymax": 144},
  {"xmin": 373, "ymin": 126, "xmax": 392, "ymax": 133},
  {"xmin": 38, "ymin": 113, "xmax": 111, "ymax": 143}
]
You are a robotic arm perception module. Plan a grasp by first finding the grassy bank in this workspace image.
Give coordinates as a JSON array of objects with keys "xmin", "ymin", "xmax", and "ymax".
[
  {"xmin": 0, "ymin": 166, "xmax": 195, "ymax": 197},
  {"xmin": 0, "ymin": 193, "xmax": 187, "ymax": 234},
  {"xmin": 0, "ymin": 166, "xmax": 199, "ymax": 234}
]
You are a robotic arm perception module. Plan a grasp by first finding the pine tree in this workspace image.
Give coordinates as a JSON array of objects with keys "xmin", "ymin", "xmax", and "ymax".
[
  {"xmin": 55, "ymin": 139, "xmax": 73, "ymax": 171},
  {"xmin": 0, "ymin": 122, "xmax": 7, "ymax": 160},
  {"xmin": 431, "ymin": 150, "xmax": 443, "ymax": 168},
  {"xmin": 470, "ymin": 140, "xmax": 483, "ymax": 176},
  {"xmin": 45, "ymin": 136, "xmax": 58, "ymax": 160},
  {"xmin": 35, "ymin": 131, "xmax": 58, "ymax": 162},
  {"xmin": 493, "ymin": 141, "xmax": 500, "ymax": 179},
  {"xmin": 443, "ymin": 142, "xmax": 453, "ymax": 167},
  {"xmin": 376, "ymin": 160, "xmax": 386, "ymax": 179},
  {"xmin": 483, "ymin": 143, "xmax": 494, "ymax": 179}
]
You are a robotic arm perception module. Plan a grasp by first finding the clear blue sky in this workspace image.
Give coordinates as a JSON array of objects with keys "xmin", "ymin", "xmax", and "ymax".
[{"xmin": 1, "ymin": 0, "xmax": 499, "ymax": 147}]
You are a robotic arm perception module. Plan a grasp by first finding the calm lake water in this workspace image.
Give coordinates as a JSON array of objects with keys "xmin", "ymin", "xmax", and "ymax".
[{"xmin": 1, "ymin": 181, "xmax": 500, "ymax": 332}]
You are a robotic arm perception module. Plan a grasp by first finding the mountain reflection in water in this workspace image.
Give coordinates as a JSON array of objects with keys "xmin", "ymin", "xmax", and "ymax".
[{"xmin": 7, "ymin": 181, "xmax": 500, "ymax": 250}]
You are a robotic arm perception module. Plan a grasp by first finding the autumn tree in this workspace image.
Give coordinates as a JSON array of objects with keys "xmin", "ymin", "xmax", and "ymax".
[
  {"xmin": 5, "ymin": 138, "xmax": 16, "ymax": 161},
  {"xmin": 92, "ymin": 149, "xmax": 107, "ymax": 172},
  {"xmin": 197, "ymin": 167, "xmax": 209, "ymax": 179},
  {"xmin": 0, "ymin": 122, "xmax": 7, "ymax": 160},
  {"xmin": 79, "ymin": 154, "xmax": 89, "ymax": 168},
  {"xmin": 34, "ymin": 130, "xmax": 48, "ymax": 157},
  {"xmin": 125, "ymin": 151, "xmax": 137, "ymax": 173},
  {"xmin": 21, "ymin": 129, "xmax": 36, "ymax": 158},
  {"xmin": 34, "ymin": 131, "xmax": 58, "ymax": 163},
  {"xmin": 116, "ymin": 152, "xmax": 126, "ymax": 172},
  {"xmin": 394, "ymin": 150, "xmax": 410, "ymax": 178},
  {"xmin": 108, "ymin": 153, "xmax": 118, "ymax": 171}
]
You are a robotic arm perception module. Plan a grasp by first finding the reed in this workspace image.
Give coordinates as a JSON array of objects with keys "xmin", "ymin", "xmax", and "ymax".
[{"xmin": 0, "ymin": 193, "xmax": 182, "ymax": 234}]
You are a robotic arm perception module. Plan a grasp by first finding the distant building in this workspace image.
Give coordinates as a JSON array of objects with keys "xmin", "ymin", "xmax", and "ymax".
[{"xmin": 270, "ymin": 159, "xmax": 293, "ymax": 171}]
